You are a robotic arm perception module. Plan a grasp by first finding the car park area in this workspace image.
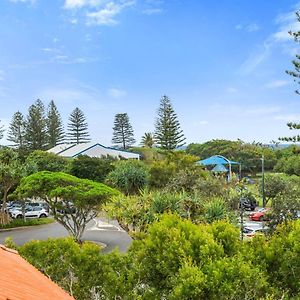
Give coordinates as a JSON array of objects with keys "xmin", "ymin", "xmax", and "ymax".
[{"xmin": 4, "ymin": 201, "xmax": 49, "ymax": 219}]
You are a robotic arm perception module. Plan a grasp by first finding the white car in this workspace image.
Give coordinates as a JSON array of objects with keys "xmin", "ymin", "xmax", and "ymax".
[
  {"xmin": 10, "ymin": 206, "xmax": 48, "ymax": 219},
  {"xmin": 243, "ymin": 226, "xmax": 268, "ymax": 238}
]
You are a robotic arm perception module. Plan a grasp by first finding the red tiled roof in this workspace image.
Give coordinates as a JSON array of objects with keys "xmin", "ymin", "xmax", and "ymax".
[{"xmin": 0, "ymin": 245, "xmax": 74, "ymax": 300}]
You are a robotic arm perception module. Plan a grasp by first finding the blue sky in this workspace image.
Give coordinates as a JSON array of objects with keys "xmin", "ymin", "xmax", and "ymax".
[{"xmin": 0, "ymin": 0, "xmax": 300, "ymax": 146}]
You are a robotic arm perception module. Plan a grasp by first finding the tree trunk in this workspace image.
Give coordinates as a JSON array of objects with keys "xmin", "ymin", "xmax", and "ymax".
[{"xmin": 0, "ymin": 189, "xmax": 10, "ymax": 225}]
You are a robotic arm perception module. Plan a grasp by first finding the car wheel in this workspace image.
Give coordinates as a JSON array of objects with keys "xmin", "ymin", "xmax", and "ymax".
[
  {"xmin": 39, "ymin": 214, "xmax": 47, "ymax": 218},
  {"xmin": 16, "ymin": 215, "xmax": 22, "ymax": 219},
  {"xmin": 259, "ymin": 215, "xmax": 264, "ymax": 221}
]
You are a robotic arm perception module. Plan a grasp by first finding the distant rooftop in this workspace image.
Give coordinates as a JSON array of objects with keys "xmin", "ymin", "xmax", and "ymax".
[
  {"xmin": 48, "ymin": 142, "xmax": 140, "ymax": 160},
  {"xmin": 47, "ymin": 143, "xmax": 75, "ymax": 155},
  {"xmin": 0, "ymin": 244, "xmax": 74, "ymax": 300}
]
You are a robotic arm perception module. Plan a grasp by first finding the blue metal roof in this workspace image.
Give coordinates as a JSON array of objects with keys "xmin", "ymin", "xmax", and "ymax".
[{"xmin": 197, "ymin": 155, "xmax": 240, "ymax": 166}]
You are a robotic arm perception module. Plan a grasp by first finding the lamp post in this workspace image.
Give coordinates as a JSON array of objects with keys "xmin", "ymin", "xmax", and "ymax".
[{"xmin": 261, "ymin": 154, "xmax": 266, "ymax": 208}]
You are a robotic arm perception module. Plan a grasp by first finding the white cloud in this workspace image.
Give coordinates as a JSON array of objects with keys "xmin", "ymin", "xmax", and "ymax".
[
  {"xmin": 265, "ymin": 80, "xmax": 289, "ymax": 89},
  {"xmin": 64, "ymin": 0, "xmax": 104, "ymax": 9},
  {"xmin": 64, "ymin": 0, "xmax": 136, "ymax": 26},
  {"xmin": 239, "ymin": 4, "xmax": 300, "ymax": 75},
  {"xmin": 86, "ymin": 1, "xmax": 135, "ymax": 25},
  {"xmin": 108, "ymin": 88, "xmax": 127, "ymax": 98},
  {"xmin": 142, "ymin": 8, "xmax": 162, "ymax": 15},
  {"xmin": 272, "ymin": 8, "xmax": 300, "ymax": 42},
  {"xmin": 239, "ymin": 42, "xmax": 271, "ymax": 75}
]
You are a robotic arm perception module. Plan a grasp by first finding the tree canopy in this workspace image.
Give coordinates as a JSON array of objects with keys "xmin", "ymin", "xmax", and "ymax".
[
  {"xmin": 67, "ymin": 107, "xmax": 90, "ymax": 144},
  {"xmin": 14, "ymin": 171, "xmax": 119, "ymax": 241},
  {"xmin": 7, "ymin": 111, "xmax": 26, "ymax": 149},
  {"xmin": 154, "ymin": 95, "xmax": 185, "ymax": 150},
  {"xmin": 25, "ymin": 99, "xmax": 48, "ymax": 150},
  {"xmin": 0, "ymin": 148, "xmax": 25, "ymax": 225},
  {"xmin": 112, "ymin": 113, "xmax": 135, "ymax": 149},
  {"xmin": 46, "ymin": 100, "xmax": 65, "ymax": 148}
]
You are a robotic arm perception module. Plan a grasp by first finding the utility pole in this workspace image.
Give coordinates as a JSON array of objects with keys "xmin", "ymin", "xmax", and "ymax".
[{"xmin": 261, "ymin": 154, "xmax": 266, "ymax": 208}]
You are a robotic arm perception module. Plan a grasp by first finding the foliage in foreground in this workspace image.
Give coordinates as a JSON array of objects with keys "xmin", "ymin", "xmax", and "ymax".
[{"xmin": 19, "ymin": 215, "xmax": 300, "ymax": 300}]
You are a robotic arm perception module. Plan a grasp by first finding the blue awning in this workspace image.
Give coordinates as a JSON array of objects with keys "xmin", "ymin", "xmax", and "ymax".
[
  {"xmin": 212, "ymin": 164, "xmax": 228, "ymax": 172},
  {"xmin": 196, "ymin": 155, "xmax": 240, "ymax": 166}
]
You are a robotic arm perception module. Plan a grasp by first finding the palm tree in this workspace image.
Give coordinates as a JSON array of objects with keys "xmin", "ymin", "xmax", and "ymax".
[{"xmin": 141, "ymin": 132, "xmax": 154, "ymax": 148}]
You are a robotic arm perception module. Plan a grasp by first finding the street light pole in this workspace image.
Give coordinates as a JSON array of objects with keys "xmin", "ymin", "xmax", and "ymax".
[{"xmin": 261, "ymin": 154, "xmax": 266, "ymax": 208}]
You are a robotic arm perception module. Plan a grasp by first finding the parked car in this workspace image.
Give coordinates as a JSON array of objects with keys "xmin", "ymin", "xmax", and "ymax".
[
  {"xmin": 7, "ymin": 202, "xmax": 23, "ymax": 213},
  {"xmin": 243, "ymin": 226, "xmax": 268, "ymax": 238},
  {"xmin": 240, "ymin": 197, "xmax": 257, "ymax": 211},
  {"xmin": 10, "ymin": 206, "xmax": 48, "ymax": 219},
  {"xmin": 249, "ymin": 208, "xmax": 271, "ymax": 221}
]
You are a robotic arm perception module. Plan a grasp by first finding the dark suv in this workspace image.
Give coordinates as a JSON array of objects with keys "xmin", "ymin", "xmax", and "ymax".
[{"xmin": 240, "ymin": 197, "xmax": 257, "ymax": 211}]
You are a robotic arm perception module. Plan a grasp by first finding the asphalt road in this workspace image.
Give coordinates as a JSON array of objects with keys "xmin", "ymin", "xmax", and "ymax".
[{"xmin": 0, "ymin": 218, "xmax": 132, "ymax": 253}]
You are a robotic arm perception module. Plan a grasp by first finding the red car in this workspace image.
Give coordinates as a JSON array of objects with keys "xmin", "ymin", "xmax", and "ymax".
[{"xmin": 249, "ymin": 208, "xmax": 271, "ymax": 221}]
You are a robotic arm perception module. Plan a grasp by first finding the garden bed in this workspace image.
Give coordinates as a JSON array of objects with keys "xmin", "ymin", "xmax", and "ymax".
[{"xmin": 0, "ymin": 218, "xmax": 54, "ymax": 230}]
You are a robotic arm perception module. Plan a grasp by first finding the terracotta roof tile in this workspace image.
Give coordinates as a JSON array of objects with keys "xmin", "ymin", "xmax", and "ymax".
[{"xmin": 0, "ymin": 245, "xmax": 74, "ymax": 300}]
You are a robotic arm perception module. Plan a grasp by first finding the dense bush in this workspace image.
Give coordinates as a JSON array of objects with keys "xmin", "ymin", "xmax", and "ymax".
[
  {"xmin": 261, "ymin": 173, "xmax": 291, "ymax": 203},
  {"xmin": 149, "ymin": 159, "xmax": 177, "ymax": 188},
  {"xmin": 274, "ymin": 154, "xmax": 300, "ymax": 175},
  {"xmin": 19, "ymin": 238, "xmax": 132, "ymax": 300},
  {"xmin": 106, "ymin": 160, "xmax": 149, "ymax": 195},
  {"xmin": 149, "ymin": 151, "xmax": 201, "ymax": 189},
  {"xmin": 67, "ymin": 155, "xmax": 115, "ymax": 182},
  {"xmin": 26, "ymin": 150, "xmax": 68, "ymax": 173}
]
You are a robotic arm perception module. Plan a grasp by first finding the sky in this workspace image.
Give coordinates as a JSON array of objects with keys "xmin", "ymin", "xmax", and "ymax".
[{"xmin": 0, "ymin": 0, "xmax": 300, "ymax": 146}]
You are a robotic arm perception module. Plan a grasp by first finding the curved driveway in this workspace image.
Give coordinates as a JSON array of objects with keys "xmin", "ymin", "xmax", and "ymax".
[{"xmin": 0, "ymin": 218, "xmax": 132, "ymax": 253}]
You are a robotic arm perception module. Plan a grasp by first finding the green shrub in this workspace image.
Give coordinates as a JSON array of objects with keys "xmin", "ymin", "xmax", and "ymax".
[
  {"xmin": 19, "ymin": 238, "xmax": 132, "ymax": 300},
  {"xmin": 67, "ymin": 155, "xmax": 115, "ymax": 182},
  {"xmin": 26, "ymin": 150, "xmax": 68, "ymax": 173},
  {"xmin": 106, "ymin": 160, "xmax": 149, "ymax": 195},
  {"xmin": 274, "ymin": 155, "xmax": 300, "ymax": 176},
  {"xmin": 0, "ymin": 217, "xmax": 54, "ymax": 229}
]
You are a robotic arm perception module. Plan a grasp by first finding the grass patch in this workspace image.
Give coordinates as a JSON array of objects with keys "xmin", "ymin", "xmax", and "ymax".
[{"xmin": 0, "ymin": 217, "xmax": 54, "ymax": 229}]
